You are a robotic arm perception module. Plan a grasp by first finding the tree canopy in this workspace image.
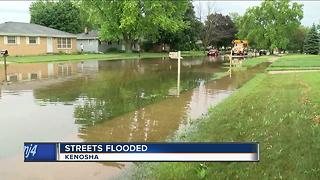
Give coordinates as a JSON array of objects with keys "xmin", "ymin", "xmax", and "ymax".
[
  {"xmin": 202, "ymin": 13, "xmax": 237, "ymax": 48},
  {"xmin": 236, "ymin": 0, "xmax": 303, "ymax": 51},
  {"xmin": 287, "ymin": 25, "xmax": 309, "ymax": 53},
  {"xmin": 80, "ymin": 0, "xmax": 189, "ymax": 52},
  {"xmin": 303, "ymin": 24, "xmax": 320, "ymax": 54},
  {"xmin": 30, "ymin": 0, "xmax": 85, "ymax": 34},
  {"xmin": 156, "ymin": 2, "xmax": 203, "ymax": 51}
]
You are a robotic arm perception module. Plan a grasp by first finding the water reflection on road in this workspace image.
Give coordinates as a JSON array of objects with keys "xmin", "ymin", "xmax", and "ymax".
[{"xmin": 0, "ymin": 56, "xmax": 266, "ymax": 179}]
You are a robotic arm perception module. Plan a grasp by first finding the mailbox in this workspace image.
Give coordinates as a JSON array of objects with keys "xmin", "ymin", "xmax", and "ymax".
[{"xmin": 0, "ymin": 50, "xmax": 8, "ymax": 56}]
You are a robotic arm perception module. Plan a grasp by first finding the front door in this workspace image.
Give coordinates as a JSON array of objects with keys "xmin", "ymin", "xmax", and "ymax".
[{"xmin": 47, "ymin": 37, "xmax": 53, "ymax": 53}]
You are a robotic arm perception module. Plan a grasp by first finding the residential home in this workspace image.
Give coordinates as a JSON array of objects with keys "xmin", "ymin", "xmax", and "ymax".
[
  {"xmin": 0, "ymin": 22, "xmax": 77, "ymax": 56},
  {"xmin": 77, "ymin": 29, "xmax": 124, "ymax": 53},
  {"xmin": 150, "ymin": 43, "xmax": 170, "ymax": 52}
]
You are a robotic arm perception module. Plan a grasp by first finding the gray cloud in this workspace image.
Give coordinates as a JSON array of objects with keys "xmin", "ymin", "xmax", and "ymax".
[{"xmin": 0, "ymin": 1, "xmax": 33, "ymax": 23}]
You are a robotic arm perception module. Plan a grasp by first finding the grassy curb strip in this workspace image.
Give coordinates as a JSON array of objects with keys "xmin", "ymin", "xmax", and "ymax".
[
  {"xmin": 5, "ymin": 51, "xmax": 205, "ymax": 64},
  {"xmin": 267, "ymin": 54, "xmax": 320, "ymax": 71},
  {"xmin": 127, "ymin": 72, "xmax": 320, "ymax": 179},
  {"xmin": 223, "ymin": 56, "xmax": 276, "ymax": 70},
  {"xmin": 242, "ymin": 56, "xmax": 276, "ymax": 67}
]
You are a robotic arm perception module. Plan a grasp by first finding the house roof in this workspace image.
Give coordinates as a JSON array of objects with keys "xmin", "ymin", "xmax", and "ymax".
[
  {"xmin": 77, "ymin": 30, "xmax": 99, "ymax": 40},
  {"xmin": 0, "ymin": 22, "xmax": 76, "ymax": 38}
]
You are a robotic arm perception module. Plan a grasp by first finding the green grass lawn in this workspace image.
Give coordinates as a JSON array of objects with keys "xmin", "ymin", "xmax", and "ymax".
[
  {"xmin": 223, "ymin": 56, "xmax": 275, "ymax": 69},
  {"xmin": 129, "ymin": 72, "xmax": 320, "ymax": 179},
  {"xmin": 5, "ymin": 51, "xmax": 205, "ymax": 63},
  {"xmin": 242, "ymin": 56, "xmax": 274, "ymax": 67},
  {"xmin": 268, "ymin": 54, "xmax": 320, "ymax": 71}
]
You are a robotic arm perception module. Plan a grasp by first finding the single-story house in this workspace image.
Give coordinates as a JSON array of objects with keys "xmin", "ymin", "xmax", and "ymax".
[
  {"xmin": 0, "ymin": 22, "xmax": 77, "ymax": 56},
  {"xmin": 77, "ymin": 30, "xmax": 124, "ymax": 53}
]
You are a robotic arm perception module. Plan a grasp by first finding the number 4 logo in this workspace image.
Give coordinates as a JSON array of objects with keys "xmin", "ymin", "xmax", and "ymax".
[{"xmin": 24, "ymin": 144, "xmax": 38, "ymax": 158}]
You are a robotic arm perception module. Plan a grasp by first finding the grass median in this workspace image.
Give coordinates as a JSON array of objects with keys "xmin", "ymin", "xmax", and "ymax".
[
  {"xmin": 242, "ymin": 56, "xmax": 276, "ymax": 67},
  {"xmin": 129, "ymin": 72, "xmax": 320, "ymax": 179},
  {"xmin": 268, "ymin": 54, "xmax": 320, "ymax": 71},
  {"xmin": 222, "ymin": 56, "xmax": 276, "ymax": 69},
  {"xmin": 6, "ymin": 51, "xmax": 205, "ymax": 64}
]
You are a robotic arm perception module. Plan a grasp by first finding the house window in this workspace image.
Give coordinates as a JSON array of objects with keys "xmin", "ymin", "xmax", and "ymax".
[
  {"xmin": 9, "ymin": 75, "xmax": 18, "ymax": 82},
  {"xmin": 57, "ymin": 38, "xmax": 72, "ymax": 49},
  {"xmin": 29, "ymin": 37, "xmax": 37, "ymax": 44},
  {"xmin": 7, "ymin": 36, "xmax": 16, "ymax": 44},
  {"xmin": 30, "ymin": 73, "xmax": 38, "ymax": 80},
  {"xmin": 67, "ymin": 38, "xmax": 71, "ymax": 48}
]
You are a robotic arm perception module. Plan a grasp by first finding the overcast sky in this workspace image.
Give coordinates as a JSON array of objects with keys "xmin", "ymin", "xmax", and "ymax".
[
  {"xmin": 0, "ymin": 1, "xmax": 319, "ymax": 27},
  {"xmin": 192, "ymin": 1, "xmax": 320, "ymax": 26}
]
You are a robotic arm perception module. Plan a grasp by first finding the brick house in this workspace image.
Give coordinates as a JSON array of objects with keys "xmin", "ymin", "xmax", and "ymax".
[{"xmin": 0, "ymin": 22, "xmax": 77, "ymax": 56}]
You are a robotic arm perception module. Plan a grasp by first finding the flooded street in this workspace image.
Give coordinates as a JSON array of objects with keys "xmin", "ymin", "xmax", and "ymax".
[{"xmin": 0, "ymin": 57, "xmax": 266, "ymax": 179}]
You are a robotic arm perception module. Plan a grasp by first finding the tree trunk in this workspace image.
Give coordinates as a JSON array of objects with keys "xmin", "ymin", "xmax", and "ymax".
[
  {"xmin": 124, "ymin": 40, "xmax": 132, "ymax": 53},
  {"xmin": 269, "ymin": 48, "xmax": 274, "ymax": 55},
  {"xmin": 123, "ymin": 34, "xmax": 132, "ymax": 53}
]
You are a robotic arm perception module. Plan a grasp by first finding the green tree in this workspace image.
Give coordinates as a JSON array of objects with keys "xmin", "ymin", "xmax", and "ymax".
[
  {"xmin": 156, "ymin": 2, "xmax": 203, "ymax": 51},
  {"xmin": 30, "ymin": 0, "xmax": 85, "ymax": 34},
  {"xmin": 202, "ymin": 13, "xmax": 237, "ymax": 48},
  {"xmin": 80, "ymin": 0, "xmax": 189, "ymax": 52},
  {"xmin": 229, "ymin": 12, "xmax": 241, "ymax": 26},
  {"xmin": 303, "ymin": 24, "xmax": 320, "ymax": 54},
  {"xmin": 287, "ymin": 25, "xmax": 309, "ymax": 53},
  {"xmin": 237, "ymin": 0, "xmax": 303, "ymax": 51}
]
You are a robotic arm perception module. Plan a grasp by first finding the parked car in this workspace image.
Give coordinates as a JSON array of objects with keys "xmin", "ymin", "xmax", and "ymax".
[
  {"xmin": 207, "ymin": 49, "xmax": 219, "ymax": 56},
  {"xmin": 259, "ymin": 50, "xmax": 267, "ymax": 56}
]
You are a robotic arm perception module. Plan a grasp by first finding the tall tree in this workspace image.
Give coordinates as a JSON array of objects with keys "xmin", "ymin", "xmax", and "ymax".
[
  {"xmin": 30, "ymin": 0, "xmax": 85, "ymax": 34},
  {"xmin": 237, "ymin": 0, "xmax": 303, "ymax": 51},
  {"xmin": 202, "ymin": 13, "xmax": 237, "ymax": 48},
  {"xmin": 303, "ymin": 24, "xmax": 320, "ymax": 54},
  {"xmin": 81, "ymin": 0, "xmax": 189, "ymax": 52},
  {"xmin": 156, "ymin": 2, "xmax": 203, "ymax": 51},
  {"xmin": 287, "ymin": 25, "xmax": 309, "ymax": 53},
  {"xmin": 229, "ymin": 12, "xmax": 241, "ymax": 25}
]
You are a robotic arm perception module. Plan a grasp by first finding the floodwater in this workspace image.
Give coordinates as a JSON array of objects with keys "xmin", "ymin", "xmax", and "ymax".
[{"xmin": 0, "ymin": 56, "xmax": 267, "ymax": 180}]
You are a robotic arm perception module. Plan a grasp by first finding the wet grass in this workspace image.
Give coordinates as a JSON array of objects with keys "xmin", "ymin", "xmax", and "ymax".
[
  {"xmin": 268, "ymin": 54, "xmax": 320, "ymax": 71},
  {"xmin": 129, "ymin": 72, "xmax": 320, "ymax": 179},
  {"xmin": 210, "ymin": 56, "xmax": 274, "ymax": 81},
  {"xmin": 242, "ymin": 56, "xmax": 273, "ymax": 67},
  {"xmin": 6, "ymin": 51, "xmax": 205, "ymax": 63},
  {"xmin": 210, "ymin": 72, "xmax": 229, "ymax": 80},
  {"xmin": 223, "ymin": 56, "xmax": 275, "ymax": 70}
]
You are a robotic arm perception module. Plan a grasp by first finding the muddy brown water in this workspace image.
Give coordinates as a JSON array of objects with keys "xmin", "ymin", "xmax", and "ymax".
[{"xmin": 0, "ymin": 56, "xmax": 267, "ymax": 179}]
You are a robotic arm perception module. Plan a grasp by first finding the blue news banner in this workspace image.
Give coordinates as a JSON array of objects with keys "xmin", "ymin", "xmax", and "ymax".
[{"xmin": 24, "ymin": 143, "xmax": 259, "ymax": 162}]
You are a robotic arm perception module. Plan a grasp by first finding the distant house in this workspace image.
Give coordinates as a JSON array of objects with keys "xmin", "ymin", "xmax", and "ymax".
[
  {"xmin": 77, "ymin": 30, "xmax": 124, "ymax": 53},
  {"xmin": 0, "ymin": 22, "xmax": 77, "ymax": 56}
]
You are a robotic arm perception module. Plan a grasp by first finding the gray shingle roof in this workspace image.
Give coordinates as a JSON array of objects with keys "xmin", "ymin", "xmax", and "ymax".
[
  {"xmin": 77, "ymin": 30, "xmax": 99, "ymax": 40},
  {"xmin": 0, "ymin": 22, "xmax": 76, "ymax": 38}
]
